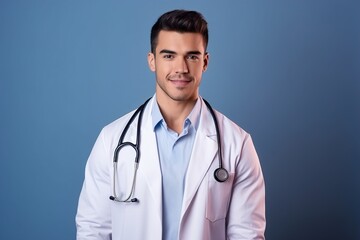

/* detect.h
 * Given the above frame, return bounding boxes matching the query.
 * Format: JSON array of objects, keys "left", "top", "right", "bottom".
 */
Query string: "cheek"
[
  {"left": 154, "top": 65, "right": 168, "bottom": 80},
  {"left": 156, "top": 61, "right": 172, "bottom": 75},
  {"left": 190, "top": 64, "right": 204, "bottom": 77}
]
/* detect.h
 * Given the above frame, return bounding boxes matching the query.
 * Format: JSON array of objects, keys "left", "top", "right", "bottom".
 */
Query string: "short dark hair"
[{"left": 150, "top": 10, "right": 209, "bottom": 53}]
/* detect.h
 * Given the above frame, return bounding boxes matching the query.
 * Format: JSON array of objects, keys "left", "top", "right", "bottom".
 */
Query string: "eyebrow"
[
  {"left": 159, "top": 49, "right": 176, "bottom": 55},
  {"left": 159, "top": 49, "right": 202, "bottom": 55}
]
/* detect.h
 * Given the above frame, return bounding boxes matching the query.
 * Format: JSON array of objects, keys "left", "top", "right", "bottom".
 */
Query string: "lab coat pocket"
[{"left": 206, "top": 173, "right": 234, "bottom": 222}]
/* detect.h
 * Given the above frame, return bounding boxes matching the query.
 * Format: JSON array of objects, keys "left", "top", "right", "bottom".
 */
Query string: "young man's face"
[{"left": 148, "top": 30, "right": 209, "bottom": 104}]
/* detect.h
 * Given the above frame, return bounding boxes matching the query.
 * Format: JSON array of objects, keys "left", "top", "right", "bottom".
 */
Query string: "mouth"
[
  {"left": 168, "top": 75, "right": 192, "bottom": 87},
  {"left": 170, "top": 79, "right": 191, "bottom": 87}
]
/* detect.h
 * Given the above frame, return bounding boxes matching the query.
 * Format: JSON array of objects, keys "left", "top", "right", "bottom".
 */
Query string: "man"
[{"left": 76, "top": 9, "right": 266, "bottom": 240}]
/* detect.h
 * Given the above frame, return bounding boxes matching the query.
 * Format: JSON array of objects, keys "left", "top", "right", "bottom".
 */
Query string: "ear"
[
  {"left": 203, "top": 52, "right": 209, "bottom": 72},
  {"left": 147, "top": 52, "right": 156, "bottom": 72}
]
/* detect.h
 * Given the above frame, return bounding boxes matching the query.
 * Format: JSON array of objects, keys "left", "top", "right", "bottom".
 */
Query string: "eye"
[
  {"left": 163, "top": 54, "right": 174, "bottom": 59},
  {"left": 187, "top": 55, "right": 199, "bottom": 61}
]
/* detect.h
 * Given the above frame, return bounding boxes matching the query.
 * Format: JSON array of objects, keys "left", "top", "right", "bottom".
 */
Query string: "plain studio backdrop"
[{"left": 0, "top": 1, "right": 359, "bottom": 239}]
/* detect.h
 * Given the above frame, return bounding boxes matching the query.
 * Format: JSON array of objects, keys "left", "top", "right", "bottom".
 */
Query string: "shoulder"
[
  {"left": 217, "top": 110, "right": 251, "bottom": 143},
  {"left": 199, "top": 97, "right": 250, "bottom": 140},
  {"left": 94, "top": 109, "right": 137, "bottom": 150},
  {"left": 99, "top": 97, "right": 155, "bottom": 144},
  {"left": 103, "top": 109, "right": 137, "bottom": 133},
  {"left": 203, "top": 100, "right": 250, "bottom": 142}
]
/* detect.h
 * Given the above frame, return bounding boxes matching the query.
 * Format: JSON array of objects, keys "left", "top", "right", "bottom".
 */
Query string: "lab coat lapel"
[
  {"left": 181, "top": 100, "right": 218, "bottom": 216},
  {"left": 138, "top": 98, "right": 163, "bottom": 220}
]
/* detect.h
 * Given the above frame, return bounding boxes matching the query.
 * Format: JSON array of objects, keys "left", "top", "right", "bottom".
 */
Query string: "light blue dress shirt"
[{"left": 152, "top": 98, "right": 201, "bottom": 240}]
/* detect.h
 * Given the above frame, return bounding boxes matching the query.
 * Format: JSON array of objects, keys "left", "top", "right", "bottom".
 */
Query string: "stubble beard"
[{"left": 156, "top": 75, "right": 198, "bottom": 103}]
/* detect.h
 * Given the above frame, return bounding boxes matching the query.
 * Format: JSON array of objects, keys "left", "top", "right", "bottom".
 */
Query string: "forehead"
[{"left": 156, "top": 30, "right": 206, "bottom": 53}]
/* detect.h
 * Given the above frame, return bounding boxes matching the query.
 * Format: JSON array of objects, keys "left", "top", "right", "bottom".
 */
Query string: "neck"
[{"left": 156, "top": 95, "right": 197, "bottom": 134}]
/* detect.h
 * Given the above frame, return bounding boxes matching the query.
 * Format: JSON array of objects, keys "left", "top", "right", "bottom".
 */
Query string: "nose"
[{"left": 175, "top": 57, "right": 189, "bottom": 74}]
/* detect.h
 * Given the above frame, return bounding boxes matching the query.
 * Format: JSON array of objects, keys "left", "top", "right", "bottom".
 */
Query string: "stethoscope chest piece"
[{"left": 214, "top": 167, "right": 229, "bottom": 182}]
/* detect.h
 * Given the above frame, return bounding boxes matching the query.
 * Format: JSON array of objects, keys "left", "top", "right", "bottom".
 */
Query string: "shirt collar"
[{"left": 151, "top": 97, "right": 201, "bottom": 132}]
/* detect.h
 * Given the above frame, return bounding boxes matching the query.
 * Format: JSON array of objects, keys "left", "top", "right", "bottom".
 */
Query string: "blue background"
[{"left": 0, "top": 1, "right": 359, "bottom": 239}]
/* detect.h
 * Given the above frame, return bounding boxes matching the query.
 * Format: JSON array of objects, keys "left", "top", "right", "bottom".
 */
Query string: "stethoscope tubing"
[
  {"left": 202, "top": 99, "right": 229, "bottom": 182},
  {"left": 110, "top": 97, "right": 228, "bottom": 203}
]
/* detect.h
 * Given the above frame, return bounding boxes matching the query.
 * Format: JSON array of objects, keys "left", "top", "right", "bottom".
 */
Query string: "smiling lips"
[{"left": 168, "top": 75, "right": 192, "bottom": 87}]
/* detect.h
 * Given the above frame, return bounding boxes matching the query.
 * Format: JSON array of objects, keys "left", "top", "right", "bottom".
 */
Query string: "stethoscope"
[{"left": 109, "top": 98, "right": 229, "bottom": 203}]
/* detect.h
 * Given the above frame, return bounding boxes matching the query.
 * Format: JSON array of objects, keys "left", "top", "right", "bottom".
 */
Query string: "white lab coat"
[{"left": 76, "top": 96, "right": 266, "bottom": 240}]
